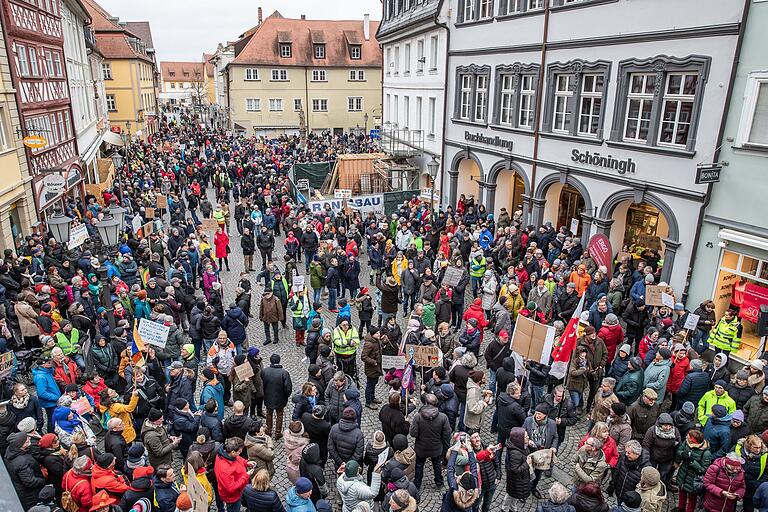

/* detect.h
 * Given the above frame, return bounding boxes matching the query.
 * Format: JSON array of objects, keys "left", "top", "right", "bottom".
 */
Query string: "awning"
[
  {"left": 719, "top": 229, "right": 768, "bottom": 253},
  {"left": 103, "top": 130, "right": 124, "bottom": 146},
  {"left": 80, "top": 131, "right": 105, "bottom": 165}
]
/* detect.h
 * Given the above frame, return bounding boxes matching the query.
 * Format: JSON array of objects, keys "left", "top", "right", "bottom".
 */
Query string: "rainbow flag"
[
  {"left": 131, "top": 324, "right": 146, "bottom": 366},
  {"left": 401, "top": 358, "right": 414, "bottom": 397}
]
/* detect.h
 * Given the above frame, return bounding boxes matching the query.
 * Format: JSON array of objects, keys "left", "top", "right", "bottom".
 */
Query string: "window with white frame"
[
  {"left": 519, "top": 75, "right": 535, "bottom": 128},
  {"left": 455, "top": 67, "right": 491, "bottom": 123},
  {"left": 404, "top": 43, "right": 411, "bottom": 74},
  {"left": 102, "top": 62, "right": 112, "bottom": 80},
  {"left": 416, "top": 96, "right": 423, "bottom": 130},
  {"left": 404, "top": 96, "right": 410, "bottom": 127},
  {"left": 416, "top": 39, "right": 424, "bottom": 73},
  {"left": 499, "top": 74, "right": 515, "bottom": 126},
  {"left": 348, "top": 97, "right": 363, "bottom": 112},
  {"left": 312, "top": 99, "right": 328, "bottom": 112},
  {"left": 270, "top": 69, "right": 288, "bottom": 81},
  {"left": 479, "top": 0, "right": 493, "bottom": 18},
  {"left": 394, "top": 46, "right": 400, "bottom": 74},
  {"left": 552, "top": 75, "right": 573, "bottom": 133},
  {"left": 280, "top": 44, "right": 291, "bottom": 58},
  {"left": 499, "top": 0, "right": 524, "bottom": 14},
  {"left": 245, "top": 68, "right": 259, "bottom": 80},
  {"left": 28, "top": 47, "right": 39, "bottom": 76},
  {"left": 429, "top": 35, "right": 439, "bottom": 71},
  {"left": 314, "top": 44, "right": 325, "bottom": 59},
  {"left": 350, "top": 45, "right": 361, "bottom": 60},
  {"left": 311, "top": 69, "right": 326, "bottom": 82},
  {"left": 528, "top": 0, "right": 544, "bottom": 9},
  {"left": 624, "top": 73, "right": 655, "bottom": 142},
  {"left": 394, "top": 95, "right": 399, "bottom": 123},
  {"left": 246, "top": 98, "right": 260, "bottom": 111},
  {"left": 736, "top": 72, "right": 768, "bottom": 148},
  {"left": 459, "top": 74, "right": 473, "bottom": 120},
  {"left": 428, "top": 97, "right": 436, "bottom": 136},
  {"left": 658, "top": 73, "right": 697, "bottom": 147},
  {"left": 349, "top": 70, "right": 365, "bottom": 81},
  {"left": 106, "top": 94, "right": 117, "bottom": 111},
  {"left": 578, "top": 74, "right": 605, "bottom": 136},
  {"left": 268, "top": 98, "right": 283, "bottom": 111},
  {"left": 43, "top": 49, "right": 54, "bottom": 77},
  {"left": 386, "top": 48, "right": 392, "bottom": 75},
  {"left": 52, "top": 51, "right": 62, "bottom": 77},
  {"left": 610, "top": 55, "right": 709, "bottom": 152},
  {"left": 493, "top": 65, "right": 539, "bottom": 130},
  {"left": 0, "top": 107, "right": 8, "bottom": 150},
  {"left": 474, "top": 75, "right": 488, "bottom": 121},
  {"left": 170, "top": 82, "right": 176, "bottom": 89},
  {"left": 386, "top": 94, "right": 391, "bottom": 120},
  {"left": 294, "top": 99, "right": 302, "bottom": 111},
  {"left": 462, "top": 0, "right": 475, "bottom": 22},
  {"left": 15, "top": 44, "right": 30, "bottom": 77}
]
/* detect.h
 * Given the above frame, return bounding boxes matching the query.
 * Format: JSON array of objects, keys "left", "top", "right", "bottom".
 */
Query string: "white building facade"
[
  {"left": 209, "top": 43, "right": 234, "bottom": 126},
  {"left": 62, "top": 0, "right": 107, "bottom": 183},
  {"left": 443, "top": 0, "right": 747, "bottom": 292},
  {"left": 379, "top": 0, "right": 449, "bottom": 203}
]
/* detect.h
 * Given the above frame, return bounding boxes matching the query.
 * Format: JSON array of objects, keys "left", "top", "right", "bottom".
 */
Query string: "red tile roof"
[
  {"left": 232, "top": 17, "right": 381, "bottom": 68},
  {"left": 161, "top": 62, "right": 205, "bottom": 82},
  {"left": 202, "top": 53, "right": 215, "bottom": 78},
  {"left": 81, "top": 0, "right": 154, "bottom": 62}
]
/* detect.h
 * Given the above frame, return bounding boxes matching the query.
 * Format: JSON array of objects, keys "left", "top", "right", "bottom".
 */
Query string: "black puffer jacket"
[
  {"left": 610, "top": 448, "right": 651, "bottom": 500},
  {"left": 496, "top": 392, "right": 527, "bottom": 440},
  {"left": 242, "top": 485, "right": 284, "bottom": 512},
  {"left": 378, "top": 404, "right": 410, "bottom": 445},
  {"left": 328, "top": 418, "right": 365, "bottom": 467},
  {"left": 409, "top": 404, "right": 451, "bottom": 459},
  {"left": 118, "top": 476, "right": 154, "bottom": 511},
  {"left": 727, "top": 382, "right": 757, "bottom": 410},
  {"left": 496, "top": 357, "right": 517, "bottom": 393},
  {"left": 676, "top": 369, "right": 711, "bottom": 407},
  {"left": 5, "top": 444, "right": 45, "bottom": 509},
  {"left": 300, "top": 443, "right": 328, "bottom": 503},
  {"left": 505, "top": 428, "right": 531, "bottom": 500},
  {"left": 568, "top": 491, "right": 609, "bottom": 512},
  {"left": 261, "top": 363, "right": 292, "bottom": 409}
]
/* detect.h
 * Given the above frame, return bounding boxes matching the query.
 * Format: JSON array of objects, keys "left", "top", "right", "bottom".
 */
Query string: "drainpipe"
[
  {"left": 684, "top": 0, "right": 751, "bottom": 299},
  {"left": 304, "top": 67, "right": 310, "bottom": 133},
  {"left": 435, "top": 2, "right": 450, "bottom": 210},
  {"left": 529, "top": 1, "right": 551, "bottom": 225}
]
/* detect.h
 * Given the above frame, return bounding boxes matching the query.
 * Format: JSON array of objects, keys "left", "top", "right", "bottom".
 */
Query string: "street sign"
[
  {"left": 23, "top": 135, "right": 48, "bottom": 148},
  {"left": 696, "top": 165, "right": 722, "bottom": 184}
]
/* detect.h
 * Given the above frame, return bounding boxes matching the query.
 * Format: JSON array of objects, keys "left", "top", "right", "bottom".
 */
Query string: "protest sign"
[
  {"left": 684, "top": 313, "right": 700, "bottom": 331},
  {"left": 142, "top": 222, "right": 154, "bottom": 236},
  {"left": 234, "top": 362, "right": 254, "bottom": 381},
  {"left": 347, "top": 194, "right": 385, "bottom": 215},
  {"left": 292, "top": 275, "right": 305, "bottom": 292},
  {"left": 404, "top": 344, "right": 441, "bottom": 367},
  {"left": 67, "top": 224, "right": 89, "bottom": 250},
  {"left": 510, "top": 315, "right": 556, "bottom": 364},
  {"left": 382, "top": 354, "right": 407, "bottom": 369},
  {"left": 645, "top": 285, "right": 665, "bottom": 306},
  {"left": 132, "top": 215, "right": 143, "bottom": 235},
  {"left": 570, "top": 218, "right": 579, "bottom": 235},
  {"left": 187, "top": 463, "right": 209, "bottom": 512},
  {"left": 201, "top": 218, "right": 219, "bottom": 232},
  {"left": 145, "top": 207, "right": 155, "bottom": 219},
  {"left": 442, "top": 266, "right": 464, "bottom": 288},
  {"left": 0, "top": 352, "right": 12, "bottom": 378},
  {"left": 71, "top": 397, "right": 92, "bottom": 416},
  {"left": 138, "top": 318, "right": 170, "bottom": 348},
  {"left": 661, "top": 292, "right": 675, "bottom": 309},
  {"left": 156, "top": 195, "right": 168, "bottom": 209}
]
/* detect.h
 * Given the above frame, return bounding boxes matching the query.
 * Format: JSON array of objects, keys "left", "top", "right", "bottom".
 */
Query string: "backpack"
[{"left": 61, "top": 476, "right": 86, "bottom": 512}]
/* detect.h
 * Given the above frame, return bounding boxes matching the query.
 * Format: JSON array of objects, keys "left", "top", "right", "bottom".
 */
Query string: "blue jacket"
[
  {"left": 32, "top": 366, "right": 61, "bottom": 408},
  {"left": 703, "top": 415, "right": 732, "bottom": 458},
  {"left": 588, "top": 299, "right": 613, "bottom": 329},
  {"left": 243, "top": 485, "right": 285, "bottom": 512},
  {"left": 221, "top": 307, "right": 248, "bottom": 343},
  {"left": 153, "top": 478, "right": 181, "bottom": 512},
  {"left": 643, "top": 360, "right": 672, "bottom": 402},
  {"left": 754, "top": 481, "right": 768, "bottom": 512},
  {"left": 335, "top": 304, "right": 351, "bottom": 326},
  {"left": 199, "top": 380, "right": 225, "bottom": 420},
  {"left": 630, "top": 281, "right": 646, "bottom": 303},
  {"left": 608, "top": 354, "right": 631, "bottom": 381},
  {"left": 676, "top": 369, "right": 711, "bottom": 407},
  {"left": 478, "top": 229, "right": 494, "bottom": 251},
  {"left": 285, "top": 487, "right": 316, "bottom": 512}
]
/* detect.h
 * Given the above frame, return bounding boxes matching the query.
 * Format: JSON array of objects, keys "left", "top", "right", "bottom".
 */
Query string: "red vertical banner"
[
  {"left": 587, "top": 234, "right": 613, "bottom": 270},
  {"left": 739, "top": 282, "right": 768, "bottom": 323}
]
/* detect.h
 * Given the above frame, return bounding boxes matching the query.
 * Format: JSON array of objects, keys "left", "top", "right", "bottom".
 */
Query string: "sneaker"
[{"left": 264, "top": 339, "right": 272, "bottom": 345}]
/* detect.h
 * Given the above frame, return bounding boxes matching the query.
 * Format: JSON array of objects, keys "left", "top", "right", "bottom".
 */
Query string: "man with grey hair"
[
  {"left": 609, "top": 439, "right": 651, "bottom": 501},
  {"left": 573, "top": 436, "right": 608, "bottom": 487},
  {"left": 548, "top": 482, "right": 571, "bottom": 505}
]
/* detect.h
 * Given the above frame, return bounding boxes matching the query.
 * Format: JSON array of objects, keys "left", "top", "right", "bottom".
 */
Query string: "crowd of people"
[{"left": 2, "top": 111, "right": 767, "bottom": 512}]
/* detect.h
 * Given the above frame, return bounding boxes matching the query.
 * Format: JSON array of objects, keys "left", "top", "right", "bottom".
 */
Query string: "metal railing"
[{"left": 381, "top": 123, "right": 424, "bottom": 157}]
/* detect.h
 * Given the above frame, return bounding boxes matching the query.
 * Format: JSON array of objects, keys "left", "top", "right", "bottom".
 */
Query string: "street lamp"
[
  {"left": 105, "top": 200, "right": 126, "bottom": 230},
  {"left": 46, "top": 210, "right": 73, "bottom": 244},
  {"left": 95, "top": 212, "right": 122, "bottom": 249},
  {"left": 364, "top": 113, "right": 369, "bottom": 134},
  {"left": 111, "top": 152, "right": 123, "bottom": 171},
  {"left": 427, "top": 156, "right": 440, "bottom": 220}
]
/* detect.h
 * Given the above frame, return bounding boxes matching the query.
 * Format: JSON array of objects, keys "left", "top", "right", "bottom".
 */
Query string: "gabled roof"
[
  {"left": 80, "top": 0, "right": 121, "bottom": 32},
  {"left": 160, "top": 62, "right": 205, "bottom": 82},
  {"left": 80, "top": 0, "right": 154, "bottom": 62},
  {"left": 202, "top": 53, "right": 215, "bottom": 78},
  {"left": 124, "top": 22, "right": 155, "bottom": 50},
  {"left": 232, "top": 16, "right": 381, "bottom": 68}
]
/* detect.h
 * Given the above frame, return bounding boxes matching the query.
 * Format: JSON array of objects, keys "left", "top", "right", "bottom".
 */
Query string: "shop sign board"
[
  {"left": 739, "top": 283, "right": 768, "bottom": 323},
  {"left": 696, "top": 165, "right": 721, "bottom": 184},
  {"left": 587, "top": 234, "right": 613, "bottom": 270},
  {"left": 67, "top": 224, "right": 89, "bottom": 250},
  {"left": 23, "top": 135, "right": 47, "bottom": 148}
]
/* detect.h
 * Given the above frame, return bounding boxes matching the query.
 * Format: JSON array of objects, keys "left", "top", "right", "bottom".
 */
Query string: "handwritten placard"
[
  {"left": 234, "top": 362, "right": 254, "bottom": 381},
  {"left": 382, "top": 354, "right": 407, "bottom": 369},
  {"left": 138, "top": 318, "right": 170, "bottom": 348},
  {"left": 442, "top": 266, "right": 464, "bottom": 288},
  {"left": 145, "top": 207, "right": 155, "bottom": 219},
  {"left": 684, "top": 313, "right": 700, "bottom": 331},
  {"left": 645, "top": 285, "right": 665, "bottom": 306},
  {"left": 156, "top": 195, "right": 168, "bottom": 209},
  {"left": 404, "top": 344, "right": 441, "bottom": 367}
]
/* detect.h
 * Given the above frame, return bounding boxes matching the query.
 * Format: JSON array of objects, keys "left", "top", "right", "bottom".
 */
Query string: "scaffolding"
[
  {"left": 320, "top": 153, "right": 419, "bottom": 196},
  {"left": 381, "top": 122, "right": 424, "bottom": 158}
]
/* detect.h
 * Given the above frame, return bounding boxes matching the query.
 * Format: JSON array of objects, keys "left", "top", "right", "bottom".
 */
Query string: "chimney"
[
  {"left": 258, "top": 7, "right": 263, "bottom": 25},
  {"left": 301, "top": 14, "right": 306, "bottom": 20},
  {"left": 363, "top": 13, "right": 370, "bottom": 41}
]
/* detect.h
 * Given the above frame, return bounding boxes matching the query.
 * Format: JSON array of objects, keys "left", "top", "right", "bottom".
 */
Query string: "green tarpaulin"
[{"left": 292, "top": 162, "right": 332, "bottom": 190}]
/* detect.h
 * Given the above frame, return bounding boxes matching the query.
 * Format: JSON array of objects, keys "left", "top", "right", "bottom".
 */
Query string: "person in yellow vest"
[
  {"left": 55, "top": 320, "right": 86, "bottom": 371},
  {"left": 332, "top": 319, "right": 360, "bottom": 385},
  {"left": 734, "top": 433, "right": 767, "bottom": 509},
  {"left": 710, "top": 309, "right": 743, "bottom": 354},
  {"left": 697, "top": 380, "right": 736, "bottom": 426}
]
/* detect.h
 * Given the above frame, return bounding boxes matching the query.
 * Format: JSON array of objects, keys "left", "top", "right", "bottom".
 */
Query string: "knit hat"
[
  {"left": 38, "top": 433, "right": 57, "bottom": 449},
  {"left": 17, "top": 417, "right": 37, "bottom": 433},
  {"left": 8, "top": 432, "right": 27, "bottom": 450},
  {"left": 65, "top": 383, "right": 79, "bottom": 393},
  {"left": 682, "top": 401, "right": 696, "bottom": 415},
  {"left": 611, "top": 402, "right": 626, "bottom": 415},
  {"left": 342, "top": 407, "right": 357, "bottom": 421},
  {"left": 148, "top": 408, "right": 163, "bottom": 422},
  {"left": 630, "top": 356, "right": 643, "bottom": 369},
  {"left": 468, "top": 318, "right": 478, "bottom": 327},
  {"left": 622, "top": 491, "right": 642, "bottom": 509},
  {"left": 169, "top": 361, "right": 183, "bottom": 370},
  {"left": 295, "top": 477, "right": 313, "bottom": 494},
  {"left": 605, "top": 313, "right": 618, "bottom": 325},
  {"left": 390, "top": 467, "right": 405, "bottom": 481},
  {"left": 690, "top": 359, "right": 703, "bottom": 371},
  {"left": 38, "top": 484, "right": 56, "bottom": 501},
  {"left": 131, "top": 498, "right": 152, "bottom": 512},
  {"left": 128, "top": 443, "right": 145, "bottom": 462},
  {"left": 658, "top": 413, "right": 673, "bottom": 425},
  {"left": 535, "top": 403, "right": 551, "bottom": 415},
  {"left": 133, "top": 466, "right": 154, "bottom": 480},
  {"left": 312, "top": 405, "right": 327, "bottom": 417},
  {"left": 751, "top": 360, "right": 765, "bottom": 371},
  {"left": 711, "top": 404, "right": 728, "bottom": 419},
  {"left": 641, "top": 466, "right": 661, "bottom": 486},
  {"left": 618, "top": 344, "right": 631, "bottom": 356},
  {"left": 182, "top": 344, "right": 195, "bottom": 356},
  {"left": 736, "top": 369, "right": 749, "bottom": 381},
  {"left": 724, "top": 452, "right": 745, "bottom": 468},
  {"left": 248, "top": 347, "right": 260, "bottom": 357},
  {"left": 732, "top": 410, "right": 745, "bottom": 422},
  {"left": 372, "top": 431, "right": 387, "bottom": 450},
  {"left": 176, "top": 491, "right": 192, "bottom": 511},
  {"left": 344, "top": 460, "right": 360, "bottom": 478},
  {"left": 658, "top": 348, "right": 672, "bottom": 360},
  {"left": 393, "top": 434, "right": 408, "bottom": 451},
  {"left": 642, "top": 388, "right": 658, "bottom": 400},
  {"left": 714, "top": 379, "right": 728, "bottom": 389},
  {"left": 315, "top": 500, "right": 333, "bottom": 512}
]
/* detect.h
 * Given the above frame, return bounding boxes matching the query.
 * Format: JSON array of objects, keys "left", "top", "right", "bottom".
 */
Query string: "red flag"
[{"left": 549, "top": 294, "right": 585, "bottom": 380}]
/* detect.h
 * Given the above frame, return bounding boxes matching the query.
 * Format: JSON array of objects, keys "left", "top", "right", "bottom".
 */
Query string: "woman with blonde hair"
[
  {"left": 391, "top": 251, "right": 408, "bottom": 286},
  {"left": 242, "top": 469, "right": 283, "bottom": 511},
  {"left": 577, "top": 421, "right": 619, "bottom": 467}
]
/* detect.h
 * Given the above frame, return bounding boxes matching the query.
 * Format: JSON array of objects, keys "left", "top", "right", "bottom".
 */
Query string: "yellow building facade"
[{"left": 104, "top": 59, "right": 156, "bottom": 138}]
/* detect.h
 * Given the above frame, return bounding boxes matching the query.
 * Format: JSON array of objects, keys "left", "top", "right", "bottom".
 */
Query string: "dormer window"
[
  {"left": 350, "top": 45, "right": 361, "bottom": 60},
  {"left": 280, "top": 43, "right": 291, "bottom": 58},
  {"left": 314, "top": 44, "right": 326, "bottom": 59}
]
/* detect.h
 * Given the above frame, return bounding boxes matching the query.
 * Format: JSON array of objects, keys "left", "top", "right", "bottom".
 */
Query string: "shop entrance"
[
  {"left": 494, "top": 169, "right": 526, "bottom": 219},
  {"left": 607, "top": 201, "right": 670, "bottom": 271},
  {"left": 557, "top": 184, "right": 585, "bottom": 235},
  {"left": 455, "top": 158, "right": 481, "bottom": 208}
]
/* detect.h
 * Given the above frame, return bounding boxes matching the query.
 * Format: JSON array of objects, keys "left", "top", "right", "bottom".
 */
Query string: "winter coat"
[
  {"left": 200, "top": 412, "right": 224, "bottom": 443},
  {"left": 261, "top": 363, "right": 293, "bottom": 409},
  {"left": 728, "top": 382, "right": 757, "bottom": 411},
  {"left": 505, "top": 432, "right": 531, "bottom": 500},
  {"left": 284, "top": 428, "right": 309, "bottom": 483},
  {"left": 63, "top": 469, "right": 94, "bottom": 512},
  {"left": 259, "top": 294, "right": 284, "bottom": 324},
  {"left": 379, "top": 404, "right": 410, "bottom": 445},
  {"left": 214, "top": 445, "right": 251, "bottom": 504},
  {"left": 677, "top": 369, "right": 711, "bottom": 408},
  {"left": 221, "top": 306, "right": 248, "bottom": 343},
  {"left": 141, "top": 419, "right": 174, "bottom": 468},
  {"left": 745, "top": 394, "right": 768, "bottom": 434},
  {"left": 360, "top": 336, "right": 383, "bottom": 378},
  {"left": 337, "top": 472, "right": 381, "bottom": 512},
  {"left": 463, "top": 379, "right": 488, "bottom": 430},
  {"left": 643, "top": 360, "right": 672, "bottom": 402},
  {"left": 242, "top": 485, "right": 285, "bottom": 512},
  {"left": 523, "top": 415, "right": 559, "bottom": 450},
  {"left": 642, "top": 424, "right": 680, "bottom": 464},
  {"left": 484, "top": 338, "right": 511, "bottom": 372},
  {"left": 409, "top": 404, "right": 451, "bottom": 459},
  {"left": 537, "top": 502, "right": 576, "bottom": 512},
  {"left": 91, "top": 463, "right": 129, "bottom": 497},
  {"left": 569, "top": 491, "right": 609, "bottom": 512},
  {"left": 300, "top": 443, "right": 328, "bottom": 503},
  {"left": 628, "top": 399, "right": 661, "bottom": 440},
  {"left": 328, "top": 418, "right": 365, "bottom": 467},
  {"left": 702, "top": 458, "right": 745, "bottom": 512},
  {"left": 170, "top": 407, "right": 200, "bottom": 455},
  {"left": 244, "top": 433, "right": 275, "bottom": 476},
  {"left": 103, "top": 432, "right": 128, "bottom": 473},
  {"left": 592, "top": 391, "right": 619, "bottom": 423},
  {"left": 496, "top": 392, "right": 527, "bottom": 440},
  {"left": 610, "top": 450, "right": 651, "bottom": 500},
  {"left": 608, "top": 353, "right": 631, "bottom": 382},
  {"left": 199, "top": 379, "right": 225, "bottom": 420},
  {"left": 438, "top": 384, "right": 460, "bottom": 431},
  {"left": 491, "top": 302, "right": 512, "bottom": 336},
  {"left": 5, "top": 444, "right": 45, "bottom": 509},
  {"left": 675, "top": 440, "right": 713, "bottom": 493},
  {"left": 325, "top": 376, "right": 356, "bottom": 423},
  {"left": 598, "top": 324, "right": 624, "bottom": 362},
  {"left": 703, "top": 417, "right": 732, "bottom": 458},
  {"left": 32, "top": 366, "right": 61, "bottom": 408},
  {"left": 608, "top": 414, "right": 633, "bottom": 455},
  {"left": 572, "top": 445, "right": 609, "bottom": 486},
  {"left": 698, "top": 390, "right": 736, "bottom": 426},
  {"left": 616, "top": 368, "right": 644, "bottom": 406}
]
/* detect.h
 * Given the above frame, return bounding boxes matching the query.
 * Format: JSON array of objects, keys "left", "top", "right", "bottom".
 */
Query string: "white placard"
[
  {"left": 187, "top": 463, "right": 209, "bottom": 511},
  {"left": 382, "top": 354, "right": 407, "bottom": 369},
  {"left": 292, "top": 275, "right": 305, "bottom": 292},
  {"left": 334, "top": 189, "right": 352, "bottom": 199},
  {"left": 684, "top": 313, "right": 700, "bottom": 331},
  {"left": 138, "top": 318, "right": 170, "bottom": 348},
  {"left": 661, "top": 292, "right": 675, "bottom": 309},
  {"left": 67, "top": 224, "right": 89, "bottom": 250},
  {"left": 132, "top": 215, "right": 143, "bottom": 235}
]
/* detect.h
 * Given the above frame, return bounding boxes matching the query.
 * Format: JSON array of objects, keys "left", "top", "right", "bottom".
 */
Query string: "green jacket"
[
  {"left": 422, "top": 302, "right": 436, "bottom": 329},
  {"left": 697, "top": 389, "right": 736, "bottom": 426},
  {"left": 675, "top": 441, "right": 713, "bottom": 493},
  {"left": 309, "top": 261, "right": 326, "bottom": 289}
]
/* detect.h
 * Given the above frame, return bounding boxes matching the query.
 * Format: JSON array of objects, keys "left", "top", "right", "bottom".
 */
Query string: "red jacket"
[
  {"left": 90, "top": 464, "right": 129, "bottom": 497},
  {"left": 82, "top": 380, "right": 107, "bottom": 410},
  {"left": 63, "top": 469, "right": 93, "bottom": 512},
  {"left": 53, "top": 357, "right": 80, "bottom": 390},
  {"left": 462, "top": 298, "right": 488, "bottom": 343},
  {"left": 598, "top": 324, "right": 625, "bottom": 362},
  {"left": 214, "top": 449, "right": 250, "bottom": 504},
  {"left": 703, "top": 458, "right": 745, "bottom": 512},
  {"left": 578, "top": 433, "right": 619, "bottom": 467},
  {"left": 638, "top": 335, "right": 654, "bottom": 364},
  {"left": 666, "top": 355, "right": 690, "bottom": 394},
  {"left": 214, "top": 231, "right": 230, "bottom": 259}
]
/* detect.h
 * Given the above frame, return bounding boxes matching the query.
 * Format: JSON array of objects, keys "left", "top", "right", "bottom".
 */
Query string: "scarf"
[
  {"left": 531, "top": 420, "right": 548, "bottom": 448},
  {"left": 11, "top": 394, "right": 29, "bottom": 410},
  {"left": 654, "top": 425, "right": 676, "bottom": 439}
]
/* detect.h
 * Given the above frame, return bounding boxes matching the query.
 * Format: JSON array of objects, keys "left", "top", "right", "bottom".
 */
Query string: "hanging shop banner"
[
  {"left": 739, "top": 283, "right": 768, "bottom": 323},
  {"left": 67, "top": 224, "right": 89, "bottom": 250},
  {"left": 587, "top": 234, "right": 613, "bottom": 271}
]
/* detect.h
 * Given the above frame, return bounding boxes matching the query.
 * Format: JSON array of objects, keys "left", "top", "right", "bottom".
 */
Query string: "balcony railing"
[{"left": 381, "top": 123, "right": 424, "bottom": 158}]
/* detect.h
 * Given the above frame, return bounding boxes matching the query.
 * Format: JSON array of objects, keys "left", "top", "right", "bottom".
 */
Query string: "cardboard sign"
[
  {"left": 145, "top": 207, "right": 155, "bottom": 219},
  {"left": 201, "top": 218, "right": 219, "bottom": 232},
  {"left": 442, "top": 266, "right": 464, "bottom": 288},
  {"left": 138, "top": 318, "right": 170, "bottom": 348},
  {"left": 684, "top": 313, "right": 700, "bottom": 331},
  {"left": 234, "top": 362, "right": 254, "bottom": 381},
  {"left": 187, "top": 463, "right": 209, "bottom": 512},
  {"left": 510, "top": 315, "right": 556, "bottom": 364},
  {"left": 71, "top": 396, "right": 92, "bottom": 416},
  {"left": 404, "top": 344, "right": 441, "bottom": 367},
  {"left": 587, "top": 234, "right": 613, "bottom": 271},
  {"left": 0, "top": 352, "right": 12, "bottom": 378},
  {"left": 67, "top": 224, "right": 89, "bottom": 250},
  {"left": 382, "top": 354, "right": 407, "bottom": 369},
  {"left": 143, "top": 222, "right": 154, "bottom": 236},
  {"left": 334, "top": 189, "right": 352, "bottom": 199},
  {"left": 661, "top": 292, "right": 675, "bottom": 309},
  {"left": 156, "top": 195, "right": 168, "bottom": 209},
  {"left": 132, "top": 215, "right": 143, "bottom": 235},
  {"left": 645, "top": 285, "right": 665, "bottom": 306}
]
